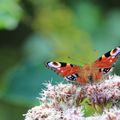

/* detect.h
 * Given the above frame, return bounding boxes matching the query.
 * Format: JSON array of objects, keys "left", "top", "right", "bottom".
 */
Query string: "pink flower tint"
[
  {"left": 24, "top": 75, "right": 120, "bottom": 120},
  {"left": 84, "top": 75, "right": 120, "bottom": 106}
]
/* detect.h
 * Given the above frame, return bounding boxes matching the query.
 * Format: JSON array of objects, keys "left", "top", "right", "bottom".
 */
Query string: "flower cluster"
[
  {"left": 24, "top": 83, "right": 84, "bottom": 120},
  {"left": 24, "top": 75, "right": 120, "bottom": 120},
  {"left": 85, "top": 75, "right": 120, "bottom": 109}
]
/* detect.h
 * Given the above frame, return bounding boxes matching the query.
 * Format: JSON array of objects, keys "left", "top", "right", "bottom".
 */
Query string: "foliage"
[
  {"left": 34, "top": 1, "right": 98, "bottom": 65},
  {"left": 0, "top": 0, "right": 23, "bottom": 29}
]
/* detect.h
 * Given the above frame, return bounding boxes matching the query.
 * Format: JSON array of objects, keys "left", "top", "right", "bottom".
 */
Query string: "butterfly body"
[
  {"left": 46, "top": 46, "right": 120, "bottom": 85},
  {"left": 77, "top": 64, "right": 102, "bottom": 84}
]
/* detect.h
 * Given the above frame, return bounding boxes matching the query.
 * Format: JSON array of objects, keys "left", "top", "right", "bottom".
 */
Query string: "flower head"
[{"left": 24, "top": 75, "right": 120, "bottom": 120}]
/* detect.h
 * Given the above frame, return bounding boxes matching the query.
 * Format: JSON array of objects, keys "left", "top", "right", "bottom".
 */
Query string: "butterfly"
[{"left": 46, "top": 46, "right": 120, "bottom": 85}]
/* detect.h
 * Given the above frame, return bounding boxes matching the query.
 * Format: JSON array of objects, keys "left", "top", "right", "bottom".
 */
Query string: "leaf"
[{"left": 80, "top": 97, "right": 96, "bottom": 117}]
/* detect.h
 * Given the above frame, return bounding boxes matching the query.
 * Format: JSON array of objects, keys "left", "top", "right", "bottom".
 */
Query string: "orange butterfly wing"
[
  {"left": 93, "top": 46, "right": 120, "bottom": 76},
  {"left": 95, "top": 47, "right": 120, "bottom": 68},
  {"left": 46, "top": 62, "right": 82, "bottom": 82}
]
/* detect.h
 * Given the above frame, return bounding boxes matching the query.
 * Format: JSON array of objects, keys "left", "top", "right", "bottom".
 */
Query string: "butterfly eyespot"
[
  {"left": 65, "top": 74, "right": 78, "bottom": 81},
  {"left": 110, "top": 48, "right": 117, "bottom": 55},
  {"left": 52, "top": 62, "right": 59, "bottom": 66},
  {"left": 47, "top": 62, "right": 61, "bottom": 68},
  {"left": 110, "top": 47, "right": 120, "bottom": 57},
  {"left": 101, "top": 67, "right": 112, "bottom": 74},
  {"left": 112, "top": 48, "right": 117, "bottom": 53}
]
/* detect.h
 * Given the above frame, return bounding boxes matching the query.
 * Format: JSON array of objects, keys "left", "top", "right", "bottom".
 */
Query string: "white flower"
[
  {"left": 63, "top": 107, "right": 84, "bottom": 120},
  {"left": 24, "top": 75, "right": 120, "bottom": 120}
]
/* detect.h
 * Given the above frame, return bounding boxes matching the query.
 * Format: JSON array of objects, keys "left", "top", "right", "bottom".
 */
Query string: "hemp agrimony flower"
[{"left": 24, "top": 75, "right": 120, "bottom": 120}]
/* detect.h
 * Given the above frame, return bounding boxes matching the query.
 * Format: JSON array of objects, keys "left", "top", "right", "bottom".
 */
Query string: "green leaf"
[{"left": 80, "top": 97, "right": 96, "bottom": 117}]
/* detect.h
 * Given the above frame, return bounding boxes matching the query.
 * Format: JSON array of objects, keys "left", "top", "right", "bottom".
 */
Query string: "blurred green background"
[{"left": 0, "top": 0, "right": 120, "bottom": 119}]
